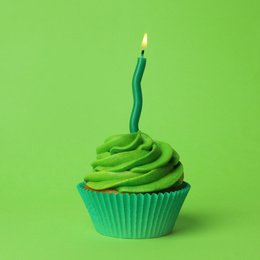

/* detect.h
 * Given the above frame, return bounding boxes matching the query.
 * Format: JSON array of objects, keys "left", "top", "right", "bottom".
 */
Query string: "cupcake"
[
  {"left": 77, "top": 131, "right": 190, "bottom": 238},
  {"left": 77, "top": 34, "right": 190, "bottom": 238}
]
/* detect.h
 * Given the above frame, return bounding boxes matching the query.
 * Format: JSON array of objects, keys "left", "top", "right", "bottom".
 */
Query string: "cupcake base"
[
  {"left": 84, "top": 183, "right": 183, "bottom": 195},
  {"left": 77, "top": 181, "right": 191, "bottom": 239}
]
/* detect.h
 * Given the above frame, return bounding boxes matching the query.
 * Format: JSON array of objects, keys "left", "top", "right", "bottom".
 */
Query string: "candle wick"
[{"left": 141, "top": 50, "right": 144, "bottom": 57}]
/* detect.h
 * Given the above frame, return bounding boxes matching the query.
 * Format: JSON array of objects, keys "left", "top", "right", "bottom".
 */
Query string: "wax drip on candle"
[{"left": 129, "top": 34, "right": 147, "bottom": 133}]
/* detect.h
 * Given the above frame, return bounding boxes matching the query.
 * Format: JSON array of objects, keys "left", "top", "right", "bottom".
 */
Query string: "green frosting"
[{"left": 84, "top": 131, "right": 184, "bottom": 193}]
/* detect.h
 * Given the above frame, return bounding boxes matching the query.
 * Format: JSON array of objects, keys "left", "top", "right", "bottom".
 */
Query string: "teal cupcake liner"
[{"left": 77, "top": 181, "right": 191, "bottom": 239}]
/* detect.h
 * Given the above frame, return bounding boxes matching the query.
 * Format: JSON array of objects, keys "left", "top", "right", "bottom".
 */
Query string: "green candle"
[{"left": 129, "top": 34, "right": 147, "bottom": 133}]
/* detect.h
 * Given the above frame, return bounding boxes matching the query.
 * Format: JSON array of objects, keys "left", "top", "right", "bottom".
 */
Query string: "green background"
[{"left": 1, "top": 0, "right": 259, "bottom": 259}]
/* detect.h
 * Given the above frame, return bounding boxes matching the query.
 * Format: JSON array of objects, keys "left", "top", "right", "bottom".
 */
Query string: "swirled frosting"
[{"left": 84, "top": 131, "right": 184, "bottom": 193}]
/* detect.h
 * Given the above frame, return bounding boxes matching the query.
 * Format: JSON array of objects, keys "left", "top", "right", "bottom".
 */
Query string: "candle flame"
[{"left": 141, "top": 33, "right": 148, "bottom": 48}]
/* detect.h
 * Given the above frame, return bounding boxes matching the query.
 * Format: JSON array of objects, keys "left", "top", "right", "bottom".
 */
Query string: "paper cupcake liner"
[{"left": 77, "top": 181, "right": 191, "bottom": 239}]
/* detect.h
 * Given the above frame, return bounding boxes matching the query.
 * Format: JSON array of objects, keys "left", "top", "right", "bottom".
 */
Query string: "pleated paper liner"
[{"left": 77, "top": 181, "right": 191, "bottom": 239}]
